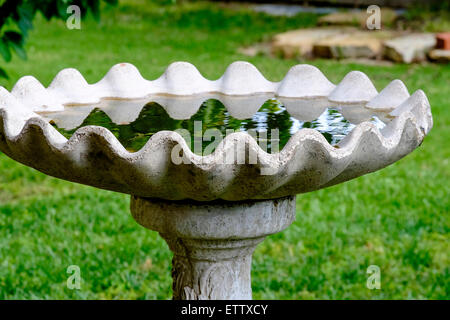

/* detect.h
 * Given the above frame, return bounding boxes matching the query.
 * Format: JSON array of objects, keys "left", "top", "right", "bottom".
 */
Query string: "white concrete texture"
[
  {"left": 0, "top": 62, "right": 433, "bottom": 201},
  {"left": 272, "top": 27, "right": 398, "bottom": 60},
  {"left": 131, "top": 196, "right": 296, "bottom": 300},
  {"left": 366, "top": 79, "right": 410, "bottom": 111},
  {"left": 428, "top": 49, "right": 450, "bottom": 63}
]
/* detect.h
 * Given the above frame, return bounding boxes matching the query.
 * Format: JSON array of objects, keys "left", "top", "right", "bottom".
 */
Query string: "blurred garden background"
[{"left": 0, "top": 0, "right": 448, "bottom": 299}]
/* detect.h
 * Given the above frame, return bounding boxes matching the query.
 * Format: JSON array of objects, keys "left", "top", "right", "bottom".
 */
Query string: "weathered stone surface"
[
  {"left": 0, "top": 62, "right": 433, "bottom": 201},
  {"left": 428, "top": 49, "right": 450, "bottom": 63},
  {"left": 131, "top": 196, "right": 296, "bottom": 300},
  {"left": 383, "top": 33, "right": 436, "bottom": 63},
  {"left": 367, "top": 79, "right": 410, "bottom": 111},
  {"left": 273, "top": 27, "right": 397, "bottom": 59},
  {"left": 328, "top": 71, "right": 378, "bottom": 104},
  {"left": 272, "top": 27, "right": 344, "bottom": 58},
  {"left": 318, "top": 8, "right": 398, "bottom": 28},
  {"left": 313, "top": 31, "right": 395, "bottom": 59},
  {"left": 277, "top": 64, "right": 335, "bottom": 98}
]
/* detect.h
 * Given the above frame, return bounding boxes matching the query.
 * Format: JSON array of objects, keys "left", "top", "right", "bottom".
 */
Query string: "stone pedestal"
[{"left": 130, "top": 196, "right": 296, "bottom": 300}]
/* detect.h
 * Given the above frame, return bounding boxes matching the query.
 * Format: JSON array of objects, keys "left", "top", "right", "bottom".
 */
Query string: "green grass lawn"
[{"left": 0, "top": 0, "right": 449, "bottom": 299}]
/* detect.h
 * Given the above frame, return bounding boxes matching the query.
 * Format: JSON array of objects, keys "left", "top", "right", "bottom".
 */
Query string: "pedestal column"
[{"left": 130, "top": 195, "right": 296, "bottom": 300}]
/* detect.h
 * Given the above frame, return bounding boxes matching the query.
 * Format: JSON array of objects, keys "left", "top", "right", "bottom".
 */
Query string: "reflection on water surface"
[{"left": 38, "top": 94, "right": 390, "bottom": 153}]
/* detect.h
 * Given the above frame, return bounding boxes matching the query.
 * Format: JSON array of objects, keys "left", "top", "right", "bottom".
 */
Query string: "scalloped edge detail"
[{"left": 0, "top": 62, "right": 433, "bottom": 200}]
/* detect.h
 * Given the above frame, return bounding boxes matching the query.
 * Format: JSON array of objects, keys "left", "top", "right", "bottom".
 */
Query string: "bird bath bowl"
[{"left": 0, "top": 62, "right": 432, "bottom": 300}]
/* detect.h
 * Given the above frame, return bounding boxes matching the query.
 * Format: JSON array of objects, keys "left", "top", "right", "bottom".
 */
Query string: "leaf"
[
  {"left": 0, "top": 67, "right": 9, "bottom": 79},
  {"left": 17, "top": 5, "right": 34, "bottom": 37},
  {"left": 56, "top": 0, "right": 70, "bottom": 19},
  {"left": 0, "top": 40, "right": 12, "bottom": 62},
  {"left": 18, "top": 16, "right": 33, "bottom": 37},
  {"left": 89, "top": 0, "right": 101, "bottom": 21},
  {"left": 10, "top": 42, "right": 27, "bottom": 60},
  {"left": 4, "top": 31, "right": 23, "bottom": 45}
]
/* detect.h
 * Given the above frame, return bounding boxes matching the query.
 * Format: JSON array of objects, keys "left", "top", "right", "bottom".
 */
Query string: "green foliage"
[
  {"left": 0, "top": 0, "right": 118, "bottom": 79},
  {"left": 401, "top": 8, "right": 450, "bottom": 33}
]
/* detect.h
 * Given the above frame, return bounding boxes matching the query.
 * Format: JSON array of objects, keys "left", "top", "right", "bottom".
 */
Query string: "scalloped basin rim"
[
  {"left": 1, "top": 61, "right": 411, "bottom": 109},
  {"left": 0, "top": 62, "right": 433, "bottom": 201}
]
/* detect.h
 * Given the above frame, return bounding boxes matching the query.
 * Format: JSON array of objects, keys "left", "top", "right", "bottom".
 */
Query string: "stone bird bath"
[{"left": 0, "top": 62, "right": 432, "bottom": 299}]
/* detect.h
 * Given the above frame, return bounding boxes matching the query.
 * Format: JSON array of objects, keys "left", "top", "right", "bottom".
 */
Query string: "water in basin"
[{"left": 38, "top": 94, "right": 391, "bottom": 154}]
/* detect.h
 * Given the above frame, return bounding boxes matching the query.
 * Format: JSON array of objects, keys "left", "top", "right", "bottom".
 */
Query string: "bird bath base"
[{"left": 130, "top": 195, "right": 296, "bottom": 300}]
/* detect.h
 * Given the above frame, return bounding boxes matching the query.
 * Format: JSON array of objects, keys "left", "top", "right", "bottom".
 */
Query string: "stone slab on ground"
[
  {"left": 272, "top": 27, "right": 345, "bottom": 58},
  {"left": 313, "top": 30, "right": 395, "bottom": 59},
  {"left": 428, "top": 49, "right": 450, "bottom": 63},
  {"left": 273, "top": 27, "right": 397, "bottom": 59},
  {"left": 272, "top": 27, "right": 441, "bottom": 63},
  {"left": 318, "top": 8, "right": 398, "bottom": 28},
  {"left": 383, "top": 33, "right": 437, "bottom": 63}
]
